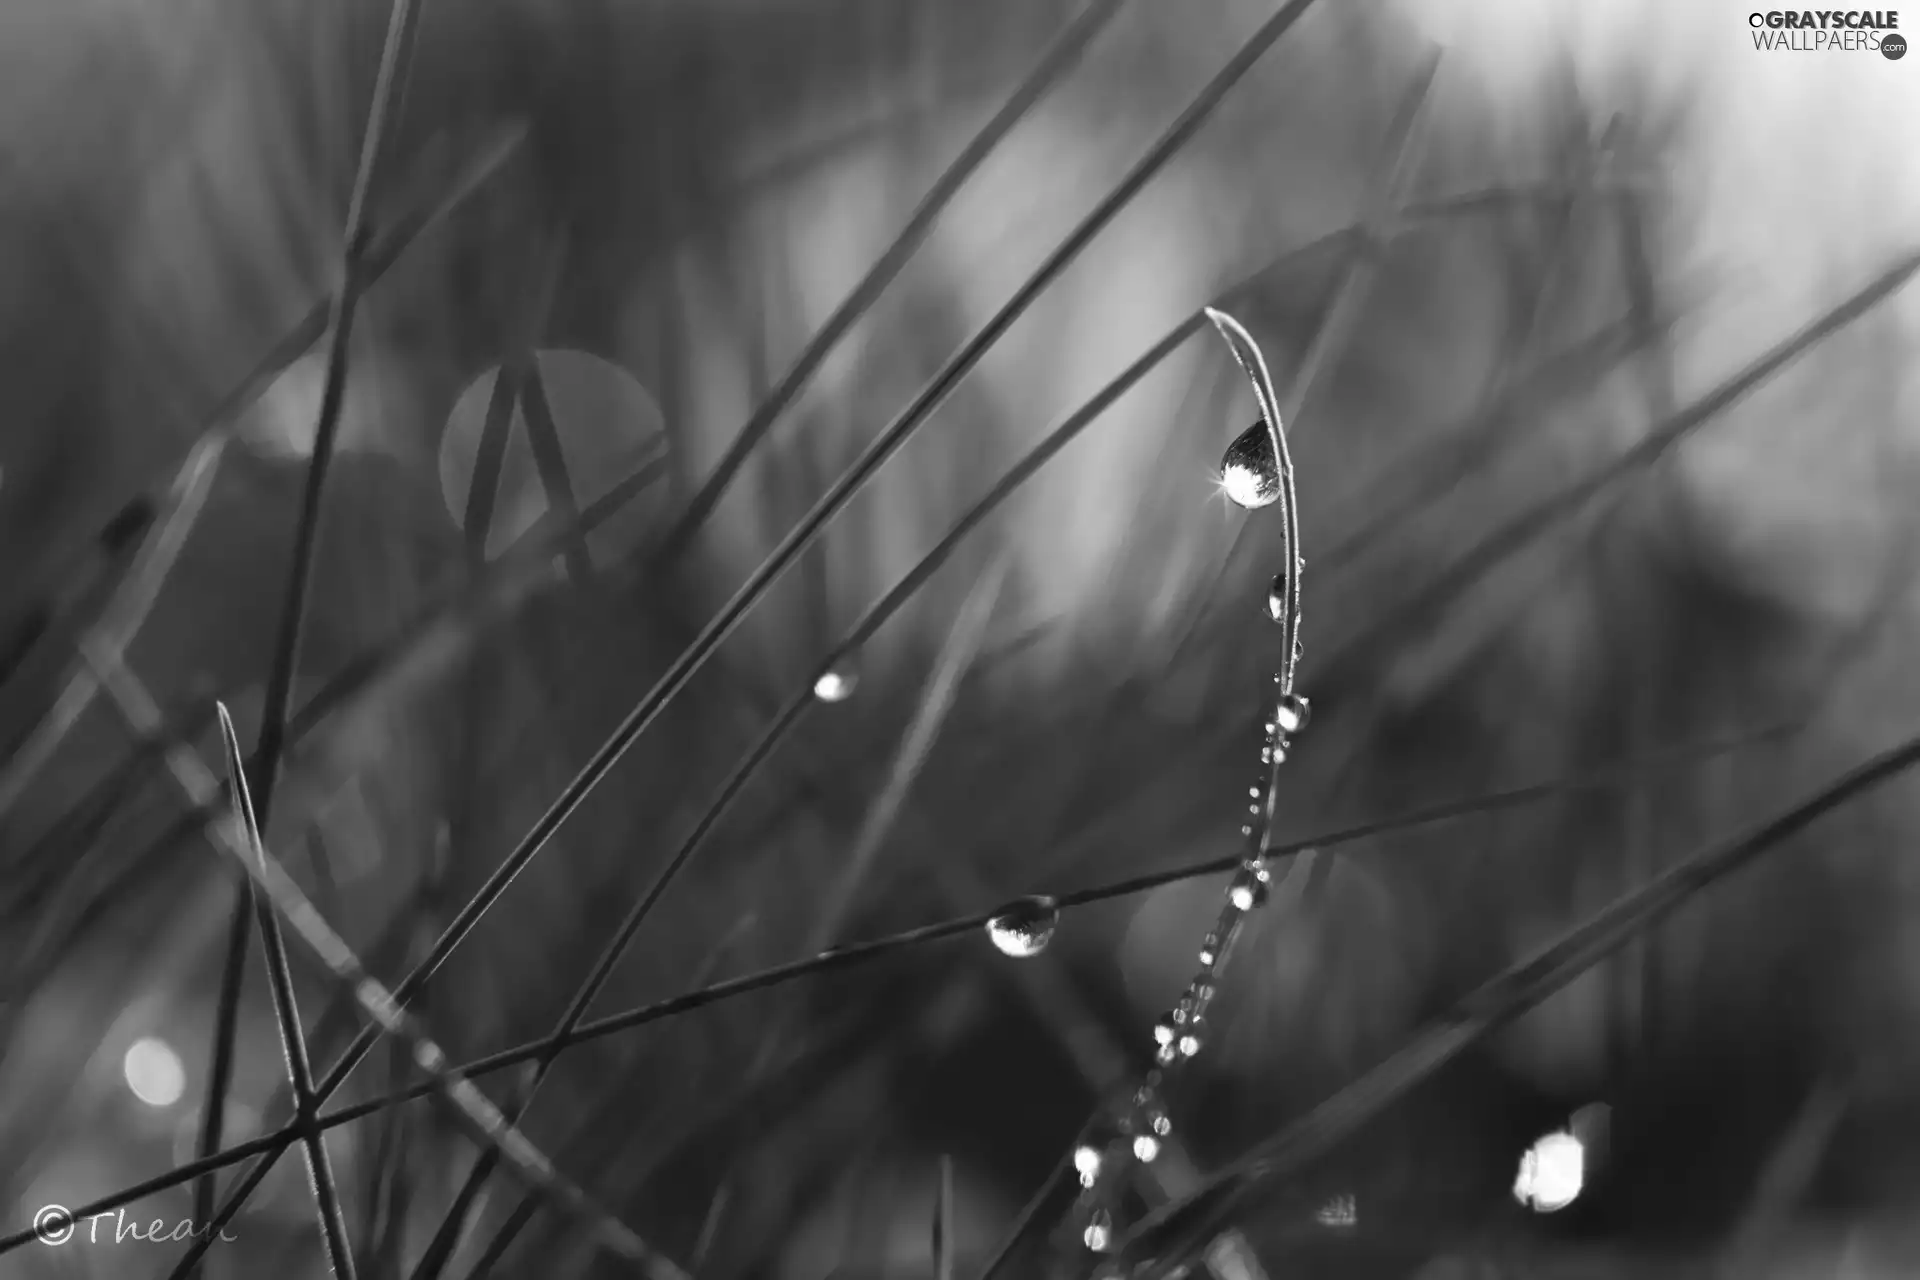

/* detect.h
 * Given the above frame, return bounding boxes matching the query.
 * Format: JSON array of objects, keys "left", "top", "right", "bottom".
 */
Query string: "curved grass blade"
[
  {"left": 1161, "top": 55, "right": 1440, "bottom": 673},
  {"left": 403, "top": 238, "right": 1339, "bottom": 1272},
  {"left": 1108, "top": 729, "right": 1920, "bottom": 1277},
  {"left": 301, "top": 0, "right": 1330, "bottom": 1164}
]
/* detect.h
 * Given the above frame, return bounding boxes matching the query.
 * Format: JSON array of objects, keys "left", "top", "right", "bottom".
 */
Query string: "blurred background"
[{"left": 2, "top": 0, "right": 1920, "bottom": 1276}]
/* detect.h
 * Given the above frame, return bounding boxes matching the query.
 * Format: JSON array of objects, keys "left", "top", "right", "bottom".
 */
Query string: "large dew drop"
[
  {"left": 985, "top": 895, "right": 1059, "bottom": 957},
  {"left": 1219, "top": 420, "right": 1281, "bottom": 510},
  {"left": 1513, "top": 1129, "right": 1585, "bottom": 1213}
]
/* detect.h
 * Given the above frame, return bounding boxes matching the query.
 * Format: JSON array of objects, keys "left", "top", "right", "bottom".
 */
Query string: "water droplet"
[
  {"left": 1219, "top": 420, "right": 1281, "bottom": 510},
  {"left": 1229, "top": 864, "right": 1270, "bottom": 911},
  {"left": 1156, "top": 1042, "right": 1178, "bottom": 1065},
  {"left": 1074, "top": 1144, "right": 1103, "bottom": 1186},
  {"left": 1198, "top": 947, "right": 1216, "bottom": 967},
  {"left": 1153, "top": 1020, "right": 1175, "bottom": 1046},
  {"left": 812, "top": 667, "right": 858, "bottom": 703},
  {"left": 1151, "top": 1113, "right": 1172, "bottom": 1136},
  {"left": 1083, "top": 1210, "right": 1114, "bottom": 1252},
  {"left": 1267, "top": 570, "right": 1289, "bottom": 622},
  {"left": 1133, "top": 1134, "right": 1161, "bottom": 1163},
  {"left": 1177, "top": 1033, "right": 1202, "bottom": 1058},
  {"left": 1275, "top": 693, "right": 1311, "bottom": 735},
  {"left": 985, "top": 896, "right": 1059, "bottom": 957}
]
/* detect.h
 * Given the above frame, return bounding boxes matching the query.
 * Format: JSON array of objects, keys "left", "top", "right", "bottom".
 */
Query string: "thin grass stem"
[
  {"left": 1109, "top": 729, "right": 1920, "bottom": 1276},
  {"left": 0, "top": 717, "right": 1798, "bottom": 1258},
  {"left": 647, "top": 0, "right": 1128, "bottom": 570}
]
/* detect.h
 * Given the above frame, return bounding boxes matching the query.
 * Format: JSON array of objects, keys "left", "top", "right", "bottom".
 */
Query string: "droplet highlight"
[
  {"left": 812, "top": 667, "right": 858, "bottom": 703},
  {"left": 985, "top": 895, "right": 1059, "bottom": 957}
]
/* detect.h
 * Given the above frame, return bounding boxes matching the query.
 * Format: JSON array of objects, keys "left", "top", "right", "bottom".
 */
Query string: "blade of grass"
[
  {"left": 405, "top": 242, "right": 1326, "bottom": 1267},
  {"left": 977, "top": 1140, "right": 1082, "bottom": 1280},
  {"left": 1109, "top": 730, "right": 1920, "bottom": 1277},
  {"left": 393, "top": 0, "right": 1324, "bottom": 1057},
  {"left": 302, "top": 719, "right": 1798, "bottom": 1134},
  {"left": 0, "top": 119, "right": 526, "bottom": 644},
  {"left": 0, "top": 716, "right": 1800, "bottom": 1260},
  {"left": 814, "top": 554, "right": 1009, "bottom": 946},
  {"left": 647, "top": 0, "right": 1127, "bottom": 570},
  {"left": 1314, "top": 316, "right": 1649, "bottom": 577},
  {"left": 303, "top": 0, "right": 1338, "bottom": 1147},
  {"left": 930, "top": 823, "right": 1272, "bottom": 1280},
  {"left": 1161, "top": 52, "right": 1441, "bottom": 670},
  {"left": 0, "top": 434, "right": 225, "bottom": 823},
  {"left": 75, "top": 646, "right": 683, "bottom": 1280},
  {"left": 422, "top": 554, "right": 1005, "bottom": 1279},
  {"left": 193, "top": 2, "right": 425, "bottom": 1268},
  {"left": 935, "top": 1154, "right": 956, "bottom": 1280},
  {"left": 33, "top": 453, "right": 668, "bottom": 946},
  {"left": 690, "top": 1183, "right": 730, "bottom": 1272},
  {"left": 1316, "top": 246, "right": 1920, "bottom": 692},
  {"left": 459, "top": 910, "right": 762, "bottom": 1280},
  {"left": 217, "top": 707, "right": 357, "bottom": 1278},
  {"left": 1316, "top": 116, "right": 1635, "bottom": 578}
]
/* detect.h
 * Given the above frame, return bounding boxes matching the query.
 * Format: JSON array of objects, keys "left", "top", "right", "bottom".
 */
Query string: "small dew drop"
[
  {"left": 1133, "top": 1134, "right": 1161, "bottom": 1163},
  {"left": 985, "top": 896, "right": 1059, "bottom": 957},
  {"left": 1153, "top": 1020, "right": 1175, "bottom": 1046},
  {"left": 1151, "top": 1113, "right": 1172, "bottom": 1136},
  {"left": 1084, "top": 1209, "right": 1114, "bottom": 1252},
  {"left": 1267, "top": 570, "right": 1289, "bottom": 622},
  {"left": 812, "top": 667, "right": 857, "bottom": 703},
  {"left": 1229, "top": 863, "right": 1271, "bottom": 911},
  {"left": 1275, "top": 693, "right": 1311, "bottom": 735},
  {"left": 1198, "top": 948, "right": 1216, "bottom": 967},
  {"left": 1074, "top": 1145, "right": 1103, "bottom": 1178},
  {"left": 1219, "top": 420, "right": 1281, "bottom": 510},
  {"left": 1177, "top": 1033, "right": 1202, "bottom": 1058},
  {"left": 1513, "top": 1130, "right": 1585, "bottom": 1213}
]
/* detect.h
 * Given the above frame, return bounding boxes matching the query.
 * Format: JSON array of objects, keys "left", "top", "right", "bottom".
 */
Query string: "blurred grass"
[{"left": 2, "top": 1, "right": 1920, "bottom": 1279}]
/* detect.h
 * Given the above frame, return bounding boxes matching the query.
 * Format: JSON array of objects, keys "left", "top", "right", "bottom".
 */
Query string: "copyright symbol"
[{"left": 33, "top": 1205, "right": 75, "bottom": 1246}]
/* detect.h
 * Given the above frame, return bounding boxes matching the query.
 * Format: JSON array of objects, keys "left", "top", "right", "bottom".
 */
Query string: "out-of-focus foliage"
[{"left": 2, "top": 1, "right": 1920, "bottom": 1278}]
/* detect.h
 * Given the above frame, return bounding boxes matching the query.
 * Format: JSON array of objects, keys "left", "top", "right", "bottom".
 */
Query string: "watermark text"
[{"left": 33, "top": 1205, "right": 238, "bottom": 1248}]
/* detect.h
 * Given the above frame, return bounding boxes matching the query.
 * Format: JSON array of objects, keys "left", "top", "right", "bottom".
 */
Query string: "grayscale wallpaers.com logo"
[{"left": 1749, "top": 10, "right": 1906, "bottom": 56}]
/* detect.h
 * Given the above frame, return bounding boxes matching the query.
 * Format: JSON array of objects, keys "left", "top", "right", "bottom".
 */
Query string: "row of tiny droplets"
[
  {"left": 1075, "top": 364, "right": 1309, "bottom": 1253},
  {"left": 1071, "top": 683, "right": 1309, "bottom": 1253}
]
